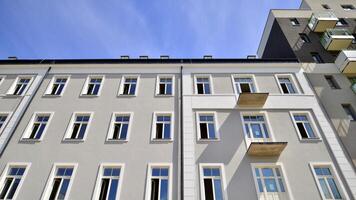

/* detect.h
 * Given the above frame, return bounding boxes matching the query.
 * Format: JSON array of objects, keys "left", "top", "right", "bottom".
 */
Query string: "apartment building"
[
  {"left": 258, "top": 0, "right": 356, "bottom": 171},
  {"left": 0, "top": 58, "right": 353, "bottom": 200}
]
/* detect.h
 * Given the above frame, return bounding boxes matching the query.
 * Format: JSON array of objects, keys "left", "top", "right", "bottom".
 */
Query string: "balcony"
[
  {"left": 247, "top": 142, "right": 288, "bottom": 156},
  {"left": 335, "top": 50, "right": 356, "bottom": 74},
  {"left": 320, "top": 29, "right": 354, "bottom": 51},
  {"left": 308, "top": 12, "right": 338, "bottom": 32},
  {"left": 237, "top": 92, "right": 269, "bottom": 107}
]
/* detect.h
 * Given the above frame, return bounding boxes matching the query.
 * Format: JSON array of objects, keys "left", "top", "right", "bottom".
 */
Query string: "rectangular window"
[
  {"left": 146, "top": 164, "right": 172, "bottom": 200},
  {"left": 22, "top": 113, "right": 52, "bottom": 140},
  {"left": 322, "top": 4, "right": 330, "bottom": 9},
  {"left": 197, "top": 113, "right": 217, "bottom": 140},
  {"left": 9, "top": 77, "right": 32, "bottom": 96},
  {"left": 195, "top": 76, "right": 212, "bottom": 94},
  {"left": 299, "top": 33, "right": 311, "bottom": 43},
  {"left": 108, "top": 113, "right": 131, "bottom": 141},
  {"left": 336, "top": 18, "right": 348, "bottom": 26},
  {"left": 65, "top": 113, "right": 92, "bottom": 140},
  {"left": 342, "top": 104, "right": 356, "bottom": 121},
  {"left": 311, "top": 53, "right": 323, "bottom": 63},
  {"left": 325, "top": 76, "right": 340, "bottom": 89},
  {"left": 200, "top": 164, "right": 225, "bottom": 200},
  {"left": 44, "top": 165, "right": 76, "bottom": 200},
  {"left": 311, "top": 164, "right": 345, "bottom": 200},
  {"left": 95, "top": 165, "right": 123, "bottom": 200},
  {"left": 153, "top": 113, "right": 173, "bottom": 140},
  {"left": 290, "top": 18, "right": 299, "bottom": 26},
  {"left": 292, "top": 112, "right": 319, "bottom": 140},
  {"left": 0, "top": 114, "right": 8, "bottom": 132},
  {"left": 277, "top": 76, "right": 298, "bottom": 94},
  {"left": 242, "top": 114, "right": 270, "bottom": 142},
  {"left": 341, "top": 4, "right": 355, "bottom": 10},
  {"left": 83, "top": 76, "right": 103, "bottom": 96},
  {"left": 46, "top": 77, "right": 68, "bottom": 96},
  {"left": 0, "top": 164, "right": 29, "bottom": 200},
  {"left": 157, "top": 76, "right": 173, "bottom": 96},
  {"left": 120, "top": 76, "right": 138, "bottom": 95},
  {"left": 234, "top": 77, "right": 256, "bottom": 93}
]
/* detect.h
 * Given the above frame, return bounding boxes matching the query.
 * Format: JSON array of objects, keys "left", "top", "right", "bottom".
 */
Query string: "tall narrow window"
[
  {"left": 23, "top": 113, "right": 51, "bottom": 140},
  {"left": 342, "top": 104, "right": 356, "bottom": 121},
  {"left": 312, "top": 165, "right": 344, "bottom": 200},
  {"left": 108, "top": 114, "right": 131, "bottom": 141},
  {"left": 325, "top": 76, "right": 340, "bottom": 89},
  {"left": 0, "top": 165, "right": 28, "bottom": 199},
  {"left": 253, "top": 166, "right": 287, "bottom": 199},
  {"left": 153, "top": 114, "right": 172, "bottom": 140},
  {"left": 0, "top": 115, "right": 8, "bottom": 131},
  {"left": 198, "top": 113, "right": 217, "bottom": 140},
  {"left": 311, "top": 53, "right": 323, "bottom": 63},
  {"left": 46, "top": 166, "right": 74, "bottom": 200},
  {"left": 290, "top": 18, "right": 299, "bottom": 26},
  {"left": 234, "top": 77, "right": 256, "bottom": 93},
  {"left": 120, "top": 77, "right": 138, "bottom": 95},
  {"left": 10, "top": 78, "right": 31, "bottom": 95},
  {"left": 157, "top": 76, "right": 173, "bottom": 95},
  {"left": 84, "top": 77, "right": 103, "bottom": 96},
  {"left": 201, "top": 166, "right": 224, "bottom": 200},
  {"left": 242, "top": 115, "right": 270, "bottom": 142},
  {"left": 65, "top": 113, "right": 91, "bottom": 140},
  {"left": 277, "top": 76, "right": 297, "bottom": 94},
  {"left": 149, "top": 167, "right": 170, "bottom": 200},
  {"left": 292, "top": 113, "right": 318, "bottom": 139},
  {"left": 47, "top": 77, "right": 68, "bottom": 96},
  {"left": 299, "top": 33, "right": 311, "bottom": 43},
  {"left": 97, "top": 166, "right": 121, "bottom": 200},
  {"left": 196, "top": 76, "right": 211, "bottom": 94}
]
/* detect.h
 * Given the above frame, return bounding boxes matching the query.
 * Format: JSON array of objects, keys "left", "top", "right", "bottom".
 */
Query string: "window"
[
  {"left": 43, "top": 164, "right": 76, "bottom": 200},
  {"left": 291, "top": 112, "right": 319, "bottom": 140},
  {"left": 341, "top": 4, "right": 355, "bottom": 11},
  {"left": 197, "top": 113, "right": 218, "bottom": 140},
  {"left": 242, "top": 114, "right": 271, "bottom": 143},
  {"left": 8, "top": 77, "right": 32, "bottom": 96},
  {"left": 290, "top": 18, "right": 299, "bottom": 26},
  {"left": 0, "top": 114, "right": 9, "bottom": 133},
  {"left": 252, "top": 164, "right": 289, "bottom": 199},
  {"left": 322, "top": 4, "right": 330, "bottom": 9},
  {"left": 94, "top": 164, "right": 123, "bottom": 200},
  {"left": 352, "top": 34, "right": 356, "bottom": 44},
  {"left": 342, "top": 104, "right": 356, "bottom": 121},
  {"left": 325, "top": 76, "right": 340, "bottom": 89},
  {"left": 45, "top": 77, "right": 69, "bottom": 96},
  {"left": 156, "top": 76, "right": 174, "bottom": 96},
  {"left": 276, "top": 75, "right": 298, "bottom": 94},
  {"left": 22, "top": 112, "right": 52, "bottom": 140},
  {"left": 349, "top": 77, "right": 356, "bottom": 92},
  {"left": 64, "top": 113, "right": 92, "bottom": 140},
  {"left": 199, "top": 164, "right": 225, "bottom": 200},
  {"left": 311, "top": 53, "right": 323, "bottom": 63},
  {"left": 0, "top": 164, "right": 29, "bottom": 200},
  {"left": 195, "top": 76, "right": 212, "bottom": 94},
  {"left": 82, "top": 76, "right": 104, "bottom": 96},
  {"left": 311, "top": 164, "right": 345, "bottom": 200},
  {"left": 152, "top": 113, "right": 173, "bottom": 141},
  {"left": 145, "top": 164, "right": 172, "bottom": 200},
  {"left": 107, "top": 113, "right": 132, "bottom": 141},
  {"left": 0, "top": 76, "right": 5, "bottom": 87},
  {"left": 233, "top": 76, "right": 256, "bottom": 94},
  {"left": 299, "top": 33, "right": 311, "bottom": 43},
  {"left": 336, "top": 18, "right": 348, "bottom": 26},
  {"left": 119, "top": 76, "right": 138, "bottom": 96}
]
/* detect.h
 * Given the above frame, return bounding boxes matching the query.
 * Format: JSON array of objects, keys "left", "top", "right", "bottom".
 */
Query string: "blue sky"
[{"left": 0, "top": 0, "right": 301, "bottom": 59}]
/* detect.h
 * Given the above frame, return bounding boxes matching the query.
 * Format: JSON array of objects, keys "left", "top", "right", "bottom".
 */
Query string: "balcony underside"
[
  {"left": 247, "top": 142, "right": 288, "bottom": 156},
  {"left": 237, "top": 93, "right": 269, "bottom": 107}
]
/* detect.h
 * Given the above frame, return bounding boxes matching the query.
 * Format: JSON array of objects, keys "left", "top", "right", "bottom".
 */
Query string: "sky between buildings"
[{"left": 0, "top": 0, "right": 301, "bottom": 59}]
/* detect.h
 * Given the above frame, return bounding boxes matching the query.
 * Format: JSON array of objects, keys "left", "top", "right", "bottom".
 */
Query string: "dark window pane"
[
  {"left": 35, "top": 124, "right": 46, "bottom": 139},
  {"left": 123, "top": 84, "right": 130, "bottom": 95},
  {"left": 166, "top": 84, "right": 172, "bottom": 95},
  {"left": 160, "top": 179, "right": 168, "bottom": 200},
  {"left": 49, "top": 178, "right": 61, "bottom": 200},
  {"left": 71, "top": 124, "right": 80, "bottom": 139},
  {"left": 30, "top": 124, "right": 40, "bottom": 139},
  {"left": 156, "top": 124, "right": 163, "bottom": 139},
  {"left": 197, "top": 84, "right": 204, "bottom": 94},
  {"left": 113, "top": 124, "right": 121, "bottom": 139},
  {"left": 78, "top": 124, "right": 87, "bottom": 139},
  {"left": 51, "top": 84, "right": 59, "bottom": 95},
  {"left": 108, "top": 179, "right": 119, "bottom": 200},
  {"left": 57, "top": 84, "right": 64, "bottom": 95},
  {"left": 164, "top": 124, "right": 171, "bottom": 139},
  {"left": 240, "top": 83, "right": 251, "bottom": 93},
  {"left": 151, "top": 179, "right": 159, "bottom": 200},
  {"left": 159, "top": 84, "right": 165, "bottom": 95},
  {"left": 281, "top": 84, "right": 289, "bottom": 94},
  {"left": 204, "top": 83, "right": 211, "bottom": 94},
  {"left": 6, "top": 178, "right": 20, "bottom": 199},
  {"left": 200, "top": 123, "right": 208, "bottom": 139},
  {"left": 93, "top": 85, "right": 100, "bottom": 95},
  {"left": 0, "top": 178, "right": 13, "bottom": 199},
  {"left": 13, "top": 85, "right": 21, "bottom": 95},
  {"left": 204, "top": 179, "right": 214, "bottom": 200},
  {"left": 99, "top": 178, "right": 109, "bottom": 200},
  {"left": 297, "top": 123, "right": 308, "bottom": 138},
  {"left": 129, "top": 84, "right": 136, "bottom": 95},
  {"left": 87, "top": 84, "right": 94, "bottom": 95},
  {"left": 57, "top": 179, "right": 70, "bottom": 200}
]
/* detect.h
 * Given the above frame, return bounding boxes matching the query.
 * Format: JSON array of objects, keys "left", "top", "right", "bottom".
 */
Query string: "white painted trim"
[
  {"left": 80, "top": 75, "right": 105, "bottom": 97},
  {"left": 155, "top": 74, "right": 175, "bottom": 97},
  {"left": 63, "top": 112, "right": 94, "bottom": 142},
  {"left": 151, "top": 112, "right": 174, "bottom": 142},
  {"left": 0, "top": 112, "right": 12, "bottom": 136},
  {"left": 289, "top": 111, "right": 322, "bottom": 142},
  {"left": 231, "top": 74, "right": 259, "bottom": 94},
  {"left": 6, "top": 75, "right": 34, "bottom": 96},
  {"left": 118, "top": 75, "right": 140, "bottom": 96},
  {"left": 195, "top": 111, "right": 220, "bottom": 141},
  {"left": 0, "top": 162, "right": 31, "bottom": 200},
  {"left": 0, "top": 75, "right": 6, "bottom": 88},
  {"left": 309, "top": 162, "right": 350, "bottom": 200},
  {"left": 274, "top": 74, "right": 301, "bottom": 95},
  {"left": 21, "top": 112, "right": 54, "bottom": 141},
  {"left": 144, "top": 163, "right": 173, "bottom": 200},
  {"left": 193, "top": 74, "right": 214, "bottom": 95},
  {"left": 44, "top": 75, "right": 71, "bottom": 97},
  {"left": 198, "top": 163, "right": 228, "bottom": 200},
  {"left": 41, "top": 163, "right": 78, "bottom": 200},
  {"left": 106, "top": 112, "right": 133, "bottom": 142},
  {"left": 92, "top": 163, "right": 125, "bottom": 200}
]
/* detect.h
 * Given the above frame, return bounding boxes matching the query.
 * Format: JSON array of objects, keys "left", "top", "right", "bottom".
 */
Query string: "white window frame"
[
  {"left": 275, "top": 74, "right": 301, "bottom": 95},
  {"left": 106, "top": 112, "right": 133, "bottom": 142},
  {"left": 199, "top": 163, "right": 228, "bottom": 200},
  {"left": 155, "top": 75, "right": 175, "bottom": 96},
  {"left": 231, "top": 74, "right": 259, "bottom": 95},
  {"left": 41, "top": 163, "right": 78, "bottom": 200},
  {"left": 194, "top": 74, "right": 214, "bottom": 95},
  {"left": 63, "top": 112, "right": 93, "bottom": 141},
  {"left": 21, "top": 112, "right": 54, "bottom": 141},
  {"left": 81, "top": 75, "right": 105, "bottom": 97},
  {"left": 144, "top": 163, "right": 173, "bottom": 200},
  {"left": 0, "top": 75, "right": 6, "bottom": 88},
  {"left": 151, "top": 112, "right": 174, "bottom": 142},
  {"left": 0, "top": 112, "right": 12, "bottom": 135},
  {"left": 250, "top": 163, "right": 292, "bottom": 200},
  {"left": 309, "top": 162, "right": 349, "bottom": 200},
  {"left": 196, "top": 111, "right": 220, "bottom": 141},
  {"left": 289, "top": 111, "right": 322, "bottom": 142},
  {"left": 6, "top": 76, "right": 33, "bottom": 96},
  {"left": 44, "top": 75, "right": 70, "bottom": 96},
  {"left": 118, "top": 75, "right": 140, "bottom": 96},
  {"left": 240, "top": 111, "right": 275, "bottom": 147},
  {"left": 0, "top": 162, "right": 31, "bottom": 200},
  {"left": 92, "top": 163, "right": 125, "bottom": 200}
]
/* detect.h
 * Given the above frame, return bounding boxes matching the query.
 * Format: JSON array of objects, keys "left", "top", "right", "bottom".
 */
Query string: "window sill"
[
  {"left": 80, "top": 94, "right": 100, "bottom": 98},
  {"left": 155, "top": 94, "right": 174, "bottom": 97},
  {"left": 105, "top": 139, "right": 129, "bottom": 144},
  {"left": 299, "top": 138, "right": 322, "bottom": 143},
  {"left": 197, "top": 138, "right": 220, "bottom": 143},
  {"left": 150, "top": 139, "right": 173, "bottom": 143},
  {"left": 62, "top": 139, "right": 85, "bottom": 143},
  {"left": 43, "top": 94, "right": 62, "bottom": 98},
  {"left": 19, "top": 138, "right": 41, "bottom": 143},
  {"left": 4, "top": 94, "right": 23, "bottom": 98},
  {"left": 117, "top": 94, "right": 137, "bottom": 97}
]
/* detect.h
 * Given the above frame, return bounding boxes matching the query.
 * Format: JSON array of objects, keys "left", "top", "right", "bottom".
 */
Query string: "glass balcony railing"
[
  {"left": 308, "top": 11, "right": 338, "bottom": 32},
  {"left": 320, "top": 29, "right": 354, "bottom": 51}
]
